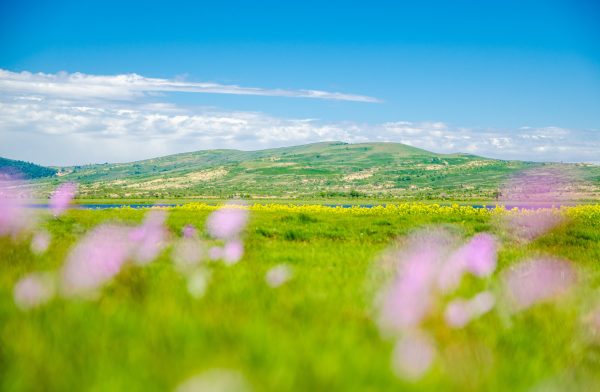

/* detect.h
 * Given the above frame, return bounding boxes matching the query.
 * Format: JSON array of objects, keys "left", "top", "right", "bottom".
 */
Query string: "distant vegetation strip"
[
  {"left": 0, "top": 157, "right": 56, "bottom": 179},
  {"left": 174, "top": 202, "right": 600, "bottom": 220}
]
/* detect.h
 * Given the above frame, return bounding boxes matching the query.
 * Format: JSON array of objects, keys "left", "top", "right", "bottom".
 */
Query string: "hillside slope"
[
  {"left": 0, "top": 157, "right": 57, "bottom": 179},
  {"left": 41, "top": 141, "right": 599, "bottom": 200}
]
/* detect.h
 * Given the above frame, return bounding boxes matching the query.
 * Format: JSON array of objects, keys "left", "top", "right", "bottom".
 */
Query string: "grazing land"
[
  {"left": 2, "top": 204, "right": 600, "bottom": 391},
  {"left": 4, "top": 142, "right": 599, "bottom": 201}
]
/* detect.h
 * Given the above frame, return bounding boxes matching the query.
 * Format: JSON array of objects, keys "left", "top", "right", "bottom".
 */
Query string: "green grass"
[
  {"left": 1, "top": 206, "right": 600, "bottom": 391},
  {"left": 22, "top": 141, "right": 599, "bottom": 200}
]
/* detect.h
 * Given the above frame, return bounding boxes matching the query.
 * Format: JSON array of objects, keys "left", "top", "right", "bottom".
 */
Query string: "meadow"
[{"left": 1, "top": 203, "right": 600, "bottom": 391}]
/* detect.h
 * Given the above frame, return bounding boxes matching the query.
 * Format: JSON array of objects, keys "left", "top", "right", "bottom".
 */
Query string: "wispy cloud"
[
  {"left": 0, "top": 69, "right": 596, "bottom": 165},
  {"left": 0, "top": 69, "right": 381, "bottom": 103},
  {"left": 1, "top": 92, "right": 597, "bottom": 166}
]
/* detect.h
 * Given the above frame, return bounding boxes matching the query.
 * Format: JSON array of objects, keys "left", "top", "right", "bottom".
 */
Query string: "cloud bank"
[
  {"left": 0, "top": 69, "right": 597, "bottom": 166},
  {"left": 0, "top": 69, "right": 381, "bottom": 103}
]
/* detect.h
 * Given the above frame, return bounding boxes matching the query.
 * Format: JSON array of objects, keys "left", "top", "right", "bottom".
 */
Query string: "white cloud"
[
  {"left": 1, "top": 93, "right": 598, "bottom": 166},
  {"left": 0, "top": 69, "right": 597, "bottom": 166},
  {"left": 0, "top": 69, "right": 381, "bottom": 103}
]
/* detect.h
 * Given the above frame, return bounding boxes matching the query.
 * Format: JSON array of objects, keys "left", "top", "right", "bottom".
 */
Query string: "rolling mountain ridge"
[{"left": 3, "top": 142, "right": 599, "bottom": 200}]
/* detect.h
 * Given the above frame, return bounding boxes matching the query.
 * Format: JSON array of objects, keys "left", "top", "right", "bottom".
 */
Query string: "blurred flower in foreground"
[
  {"left": 129, "top": 210, "right": 169, "bottom": 265},
  {"left": 187, "top": 268, "right": 211, "bottom": 299},
  {"left": 172, "top": 237, "right": 204, "bottom": 273},
  {"left": 438, "top": 233, "right": 498, "bottom": 293},
  {"left": 175, "top": 369, "right": 251, "bottom": 392},
  {"left": 61, "top": 224, "right": 133, "bottom": 297},
  {"left": 498, "top": 167, "right": 572, "bottom": 241},
  {"left": 372, "top": 228, "right": 499, "bottom": 380},
  {"left": 49, "top": 182, "right": 78, "bottom": 216},
  {"left": 14, "top": 272, "right": 56, "bottom": 310},
  {"left": 62, "top": 210, "right": 169, "bottom": 297},
  {"left": 502, "top": 257, "right": 577, "bottom": 312},
  {"left": 375, "top": 229, "right": 496, "bottom": 335},
  {"left": 30, "top": 230, "right": 51, "bottom": 254},
  {"left": 266, "top": 264, "right": 292, "bottom": 288},
  {"left": 205, "top": 203, "right": 249, "bottom": 265},
  {"left": 206, "top": 203, "right": 249, "bottom": 241},
  {"left": 209, "top": 246, "right": 223, "bottom": 260},
  {"left": 182, "top": 224, "right": 197, "bottom": 238},
  {"left": 501, "top": 210, "right": 563, "bottom": 242},
  {"left": 392, "top": 332, "right": 436, "bottom": 381},
  {"left": 499, "top": 167, "right": 572, "bottom": 207},
  {"left": 582, "top": 304, "right": 600, "bottom": 342},
  {"left": 222, "top": 240, "right": 244, "bottom": 265},
  {"left": 0, "top": 174, "right": 35, "bottom": 238},
  {"left": 445, "top": 291, "right": 496, "bottom": 328}
]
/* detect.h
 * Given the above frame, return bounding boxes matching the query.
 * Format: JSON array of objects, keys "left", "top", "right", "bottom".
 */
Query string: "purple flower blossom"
[
  {"left": 182, "top": 224, "right": 197, "bottom": 238},
  {"left": 438, "top": 234, "right": 498, "bottom": 293},
  {"left": 444, "top": 291, "right": 496, "bottom": 328},
  {"left": 49, "top": 182, "right": 78, "bottom": 216},
  {"left": 502, "top": 257, "right": 577, "bottom": 312},
  {"left": 0, "top": 174, "right": 35, "bottom": 238},
  {"left": 391, "top": 332, "right": 436, "bottom": 381},
  {"left": 61, "top": 224, "right": 133, "bottom": 296},
  {"left": 209, "top": 246, "right": 223, "bottom": 260},
  {"left": 444, "top": 300, "right": 471, "bottom": 328},
  {"left": 374, "top": 228, "right": 498, "bottom": 346},
  {"left": 376, "top": 230, "right": 451, "bottom": 333},
  {"left": 206, "top": 204, "right": 248, "bottom": 240},
  {"left": 30, "top": 230, "right": 51, "bottom": 254},
  {"left": 498, "top": 168, "right": 571, "bottom": 240},
  {"left": 503, "top": 210, "right": 563, "bottom": 241},
  {"left": 14, "top": 272, "right": 55, "bottom": 310},
  {"left": 222, "top": 240, "right": 244, "bottom": 265},
  {"left": 186, "top": 268, "right": 211, "bottom": 299},
  {"left": 462, "top": 234, "right": 497, "bottom": 277},
  {"left": 129, "top": 210, "right": 169, "bottom": 264},
  {"left": 266, "top": 264, "right": 292, "bottom": 288},
  {"left": 499, "top": 167, "right": 571, "bottom": 207},
  {"left": 172, "top": 237, "right": 204, "bottom": 273}
]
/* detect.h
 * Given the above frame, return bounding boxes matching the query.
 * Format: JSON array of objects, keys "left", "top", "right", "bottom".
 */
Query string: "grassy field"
[
  {"left": 1, "top": 204, "right": 600, "bottom": 391},
  {"left": 10, "top": 142, "right": 598, "bottom": 201}
]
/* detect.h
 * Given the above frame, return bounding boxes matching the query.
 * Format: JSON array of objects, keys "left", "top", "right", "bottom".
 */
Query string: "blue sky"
[{"left": 0, "top": 0, "right": 599, "bottom": 165}]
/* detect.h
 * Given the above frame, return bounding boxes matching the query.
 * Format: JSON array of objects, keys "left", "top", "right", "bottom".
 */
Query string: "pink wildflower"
[
  {"left": 0, "top": 174, "right": 35, "bottom": 238},
  {"left": 391, "top": 332, "right": 436, "bottom": 381},
  {"left": 172, "top": 237, "right": 204, "bottom": 273},
  {"left": 61, "top": 224, "right": 133, "bottom": 296},
  {"left": 498, "top": 167, "right": 571, "bottom": 240},
  {"left": 444, "top": 300, "right": 471, "bottom": 328},
  {"left": 266, "top": 264, "right": 292, "bottom": 288},
  {"left": 186, "top": 269, "right": 211, "bottom": 299},
  {"left": 14, "top": 272, "right": 55, "bottom": 310},
  {"left": 376, "top": 230, "right": 452, "bottom": 333},
  {"left": 209, "top": 246, "right": 223, "bottom": 260},
  {"left": 445, "top": 291, "right": 496, "bottom": 328},
  {"left": 49, "top": 182, "right": 78, "bottom": 216},
  {"left": 462, "top": 234, "right": 497, "bottom": 277},
  {"left": 222, "top": 240, "right": 244, "bottom": 265},
  {"left": 503, "top": 210, "right": 563, "bottom": 241},
  {"left": 129, "top": 210, "right": 169, "bottom": 264},
  {"left": 502, "top": 257, "right": 577, "bottom": 311},
  {"left": 30, "top": 230, "right": 51, "bottom": 254},
  {"left": 182, "top": 224, "right": 197, "bottom": 238},
  {"left": 438, "top": 234, "right": 497, "bottom": 293},
  {"left": 206, "top": 204, "right": 248, "bottom": 240}
]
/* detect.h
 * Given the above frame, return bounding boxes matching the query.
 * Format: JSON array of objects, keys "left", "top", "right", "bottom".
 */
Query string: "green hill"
[
  {"left": 0, "top": 157, "right": 57, "bottom": 179},
  {"left": 39, "top": 142, "right": 599, "bottom": 200}
]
